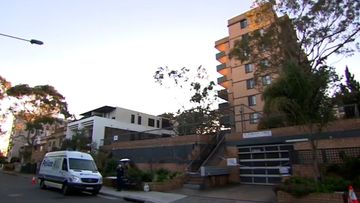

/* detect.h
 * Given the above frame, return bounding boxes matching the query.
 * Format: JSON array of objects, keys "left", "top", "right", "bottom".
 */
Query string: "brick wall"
[
  {"left": 294, "top": 137, "right": 360, "bottom": 150},
  {"left": 277, "top": 191, "right": 344, "bottom": 203},
  {"left": 292, "top": 164, "right": 315, "bottom": 178},
  {"left": 144, "top": 175, "right": 186, "bottom": 192},
  {"left": 104, "top": 134, "right": 211, "bottom": 150},
  {"left": 225, "top": 146, "right": 240, "bottom": 183},
  {"left": 227, "top": 118, "right": 360, "bottom": 141}
]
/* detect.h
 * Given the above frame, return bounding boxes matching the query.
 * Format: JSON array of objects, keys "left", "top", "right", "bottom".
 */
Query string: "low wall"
[
  {"left": 144, "top": 175, "right": 186, "bottom": 192},
  {"left": 277, "top": 191, "right": 344, "bottom": 203}
]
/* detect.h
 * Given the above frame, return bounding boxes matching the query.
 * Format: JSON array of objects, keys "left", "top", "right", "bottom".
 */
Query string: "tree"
[
  {"left": 261, "top": 60, "right": 337, "bottom": 181},
  {"left": 334, "top": 66, "right": 360, "bottom": 117},
  {"left": 0, "top": 75, "right": 71, "bottom": 162},
  {"left": 154, "top": 66, "right": 221, "bottom": 135},
  {"left": 230, "top": 0, "right": 360, "bottom": 84},
  {"left": 61, "top": 128, "right": 91, "bottom": 152}
]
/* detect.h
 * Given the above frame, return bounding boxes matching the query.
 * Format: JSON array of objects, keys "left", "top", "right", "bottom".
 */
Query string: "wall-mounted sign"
[
  {"left": 243, "top": 130, "right": 272, "bottom": 139},
  {"left": 227, "top": 158, "right": 238, "bottom": 166}
]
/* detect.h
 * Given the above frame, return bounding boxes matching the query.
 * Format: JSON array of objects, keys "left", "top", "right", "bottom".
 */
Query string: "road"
[{"left": 0, "top": 172, "right": 127, "bottom": 203}]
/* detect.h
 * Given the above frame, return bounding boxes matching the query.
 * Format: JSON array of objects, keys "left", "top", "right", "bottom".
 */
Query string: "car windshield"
[{"left": 69, "top": 158, "right": 98, "bottom": 171}]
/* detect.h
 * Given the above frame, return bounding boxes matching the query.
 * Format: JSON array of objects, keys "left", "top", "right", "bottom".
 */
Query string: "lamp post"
[{"left": 0, "top": 33, "right": 43, "bottom": 45}]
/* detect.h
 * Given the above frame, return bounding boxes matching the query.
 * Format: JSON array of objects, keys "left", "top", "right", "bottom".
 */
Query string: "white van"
[{"left": 38, "top": 150, "right": 102, "bottom": 195}]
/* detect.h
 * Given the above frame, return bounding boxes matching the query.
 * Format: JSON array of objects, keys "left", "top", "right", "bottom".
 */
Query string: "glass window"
[
  {"left": 131, "top": 114, "right": 135, "bottom": 123},
  {"left": 148, "top": 118, "right": 155, "bottom": 127},
  {"left": 246, "top": 78, "right": 256, "bottom": 89},
  {"left": 260, "top": 59, "right": 269, "bottom": 67},
  {"left": 250, "top": 113, "right": 259, "bottom": 124},
  {"left": 240, "top": 19, "right": 248, "bottom": 29},
  {"left": 138, "top": 116, "right": 142, "bottom": 125},
  {"left": 62, "top": 158, "right": 68, "bottom": 171},
  {"left": 248, "top": 95, "right": 257, "bottom": 106},
  {"left": 245, "top": 63, "right": 253, "bottom": 73},
  {"left": 262, "top": 75, "right": 272, "bottom": 85},
  {"left": 69, "top": 158, "right": 98, "bottom": 171}
]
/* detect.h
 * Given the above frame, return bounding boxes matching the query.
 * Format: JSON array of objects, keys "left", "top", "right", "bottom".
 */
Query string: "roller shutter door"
[{"left": 238, "top": 144, "right": 293, "bottom": 185}]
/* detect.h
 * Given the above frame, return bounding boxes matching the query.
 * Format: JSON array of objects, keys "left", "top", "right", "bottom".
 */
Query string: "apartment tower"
[{"left": 215, "top": 4, "right": 277, "bottom": 134}]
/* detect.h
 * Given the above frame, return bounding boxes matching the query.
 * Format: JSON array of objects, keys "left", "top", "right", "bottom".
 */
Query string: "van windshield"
[{"left": 69, "top": 158, "right": 98, "bottom": 171}]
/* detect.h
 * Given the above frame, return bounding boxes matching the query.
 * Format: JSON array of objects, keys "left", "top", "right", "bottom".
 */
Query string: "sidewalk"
[
  {"left": 100, "top": 186, "right": 187, "bottom": 203},
  {"left": 99, "top": 184, "right": 277, "bottom": 203}
]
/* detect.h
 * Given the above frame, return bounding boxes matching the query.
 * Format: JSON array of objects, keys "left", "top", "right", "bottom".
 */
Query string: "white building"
[{"left": 66, "top": 106, "right": 174, "bottom": 149}]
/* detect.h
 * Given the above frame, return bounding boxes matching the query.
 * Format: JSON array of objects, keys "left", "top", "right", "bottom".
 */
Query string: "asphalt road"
[{"left": 0, "top": 172, "right": 127, "bottom": 203}]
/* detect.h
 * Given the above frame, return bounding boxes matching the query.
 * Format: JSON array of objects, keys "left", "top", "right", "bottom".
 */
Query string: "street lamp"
[{"left": 0, "top": 33, "right": 44, "bottom": 45}]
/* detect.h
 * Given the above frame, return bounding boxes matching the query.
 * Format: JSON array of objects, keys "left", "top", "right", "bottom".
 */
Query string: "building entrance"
[{"left": 237, "top": 144, "right": 293, "bottom": 184}]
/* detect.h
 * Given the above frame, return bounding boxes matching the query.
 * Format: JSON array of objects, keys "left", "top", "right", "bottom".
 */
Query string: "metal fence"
[{"left": 294, "top": 147, "right": 360, "bottom": 164}]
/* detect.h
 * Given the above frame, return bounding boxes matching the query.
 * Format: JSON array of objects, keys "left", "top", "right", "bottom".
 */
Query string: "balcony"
[
  {"left": 217, "top": 63, "right": 230, "bottom": 76},
  {"left": 217, "top": 76, "right": 231, "bottom": 88},
  {"left": 220, "top": 114, "right": 234, "bottom": 128},
  {"left": 217, "top": 63, "right": 226, "bottom": 72},
  {"left": 215, "top": 37, "right": 229, "bottom": 52},
  {"left": 216, "top": 51, "right": 226, "bottom": 60},
  {"left": 217, "top": 89, "right": 228, "bottom": 101},
  {"left": 219, "top": 102, "right": 230, "bottom": 110},
  {"left": 217, "top": 76, "right": 227, "bottom": 84}
]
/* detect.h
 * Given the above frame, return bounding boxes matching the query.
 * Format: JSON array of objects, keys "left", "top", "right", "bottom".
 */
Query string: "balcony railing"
[
  {"left": 217, "top": 76, "right": 227, "bottom": 85},
  {"left": 220, "top": 114, "right": 234, "bottom": 127},
  {"left": 217, "top": 89, "right": 228, "bottom": 101},
  {"left": 215, "top": 51, "right": 226, "bottom": 60},
  {"left": 216, "top": 63, "right": 227, "bottom": 72},
  {"left": 218, "top": 102, "right": 230, "bottom": 110}
]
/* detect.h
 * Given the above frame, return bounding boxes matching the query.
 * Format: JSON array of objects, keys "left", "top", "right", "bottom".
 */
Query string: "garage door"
[{"left": 238, "top": 144, "right": 293, "bottom": 185}]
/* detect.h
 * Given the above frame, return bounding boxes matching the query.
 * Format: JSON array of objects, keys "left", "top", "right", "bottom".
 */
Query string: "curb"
[{"left": 99, "top": 190, "right": 152, "bottom": 203}]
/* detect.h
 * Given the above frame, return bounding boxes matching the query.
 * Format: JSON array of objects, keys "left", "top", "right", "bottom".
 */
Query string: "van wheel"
[
  {"left": 62, "top": 183, "right": 69, "bottom": 195},
  {"left": 40, "top": 179, "right": 47, "bottom": 189}
]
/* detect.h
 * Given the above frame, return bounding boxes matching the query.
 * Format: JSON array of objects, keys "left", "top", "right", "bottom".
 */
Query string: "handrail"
[
  {"left": 185, "top": 130, "right": 229, "bottom": 173},
  {"left": 200, "top": 132, "right": 227, "bottom": 168},
  {"left": 185, "top": 133, "right": 219, "bottom": 173}
]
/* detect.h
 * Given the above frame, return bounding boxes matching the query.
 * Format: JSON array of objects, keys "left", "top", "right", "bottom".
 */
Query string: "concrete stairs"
[{"left": 183, "top": 172, "right": 206, "bottom": 190}]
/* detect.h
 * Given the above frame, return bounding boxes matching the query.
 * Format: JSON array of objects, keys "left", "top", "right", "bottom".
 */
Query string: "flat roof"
[{"left": 80, "top": 105, "right": 116, "bottom": 117}]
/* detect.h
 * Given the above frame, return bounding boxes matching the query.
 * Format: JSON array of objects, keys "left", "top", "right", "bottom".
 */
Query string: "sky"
[{"left": 0, "top": 0, "right": 359, "bottom": 153}]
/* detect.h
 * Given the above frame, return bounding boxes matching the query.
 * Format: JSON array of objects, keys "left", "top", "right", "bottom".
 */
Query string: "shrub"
[
  {"left": 126, "top": 167, "right": 144, "bottom": 183},
  {"left": 325, "top": 153, "right": 360, "bottom": 189},
  {"left": 278, "top": 176, "right": 317, "bottom": 197},
  {"left": 141, "top": 171, "right": 153, "bottom": 182},
  {"left": 154, "top": 168, "right": 171, "bottom": 182},
  {"left": 278, "top": 176, "right": 352, "bottom": 197},
  {"left": 320, "top": 176, "right": 350, "bottom": 192},
  {"left": 103, "top": 159, "right": 118, "bottom": 176},
  {"left": 10, "top": 157, "right": 20, "bottom": 163}
]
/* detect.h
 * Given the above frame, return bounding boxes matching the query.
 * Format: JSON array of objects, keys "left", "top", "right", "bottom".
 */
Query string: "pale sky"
[{"left": 0, "top": 1, "right": 359, "bottom": 153}]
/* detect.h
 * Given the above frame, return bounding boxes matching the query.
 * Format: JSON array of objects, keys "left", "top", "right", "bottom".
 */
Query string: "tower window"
[
  {"left": 248, "top": 95, "right": 257, "bottom": 106},
  {"left": 240, "top": 19, "right": 248, "bottom": 29}
]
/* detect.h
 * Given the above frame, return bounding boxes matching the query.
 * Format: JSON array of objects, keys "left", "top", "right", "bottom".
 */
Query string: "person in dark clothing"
[{"left": 116, "top": 164, "right": 124, "bottom": 191}]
